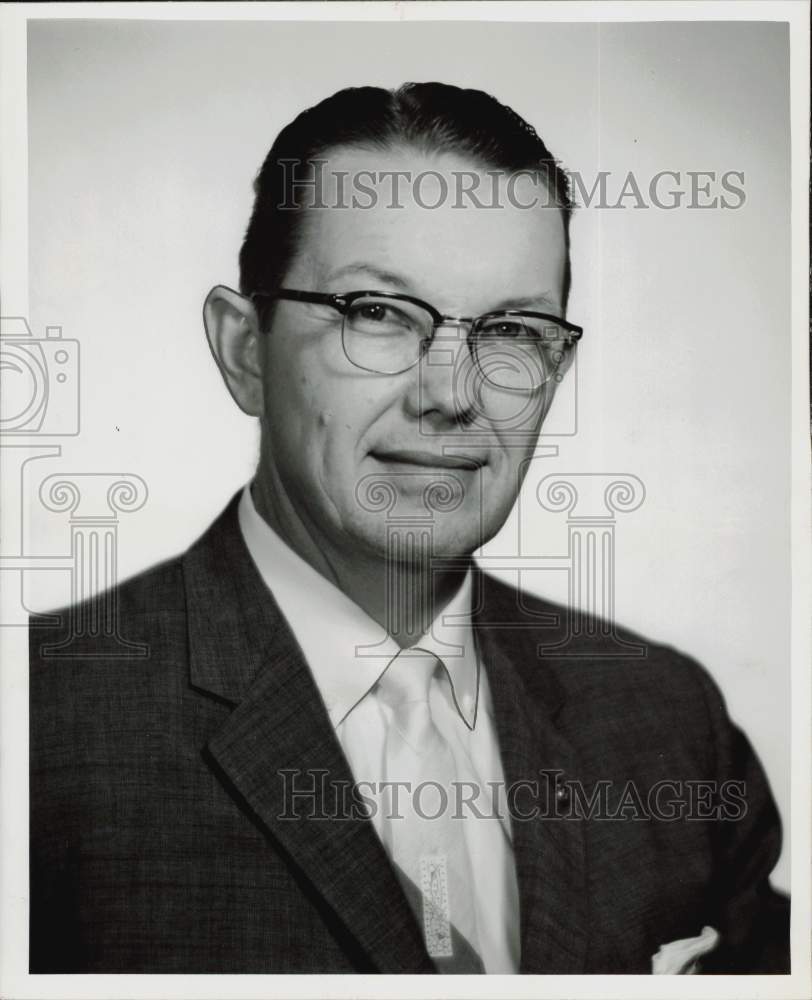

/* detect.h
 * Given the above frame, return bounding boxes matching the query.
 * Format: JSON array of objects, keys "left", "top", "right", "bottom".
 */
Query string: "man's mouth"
[{"left": 370, "top": 449, "right": 486, "bottom": 471}]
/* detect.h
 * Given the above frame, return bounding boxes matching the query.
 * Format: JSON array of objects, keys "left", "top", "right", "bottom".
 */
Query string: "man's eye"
[
  {"left": 349, "top": 301, "right": 414, "bottom": 332},
  {"left": 480, "top": 320, "right": 528, "bottom": 338},
  {"left": 358, "top": 303, "right": 388, "bottom": 322}
]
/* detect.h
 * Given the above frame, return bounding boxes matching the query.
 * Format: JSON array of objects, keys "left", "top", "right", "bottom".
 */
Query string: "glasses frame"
[{"left": 250, "top": 287, "right": 584, "bottom": 385}]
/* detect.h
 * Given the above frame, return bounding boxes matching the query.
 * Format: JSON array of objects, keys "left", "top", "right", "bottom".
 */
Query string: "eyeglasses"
[{"left": 250, "top": 288, "right": 583, "bottom": 392}]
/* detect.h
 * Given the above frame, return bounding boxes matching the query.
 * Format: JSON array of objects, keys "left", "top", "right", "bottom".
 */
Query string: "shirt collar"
[
  {"left": 408, "top": 573, "right": 480, "bottom": 731},
  {"left": 237, "top": 484, "right": 479, "bottom": 730}
]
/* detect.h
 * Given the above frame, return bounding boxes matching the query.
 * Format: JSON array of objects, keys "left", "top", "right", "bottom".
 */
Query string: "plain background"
[{"left": 24, "top": 19, "right": 790, "bottom": 889}]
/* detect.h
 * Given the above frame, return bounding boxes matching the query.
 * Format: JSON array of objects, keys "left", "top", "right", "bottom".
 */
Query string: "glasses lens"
[
  {"left": 342, "top": 296, "right": 432, "bottom": 374},
  {"left": 473, "top": 315, "right": 568, "bottom": 391}
]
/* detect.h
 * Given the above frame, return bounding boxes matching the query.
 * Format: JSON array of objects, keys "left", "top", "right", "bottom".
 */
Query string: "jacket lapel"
[
  {"left": 474, "top": 570, "right": 588, "bottom": 974},
  {"left": 183, "top": 495, "right": 433, "bottom": 973}
]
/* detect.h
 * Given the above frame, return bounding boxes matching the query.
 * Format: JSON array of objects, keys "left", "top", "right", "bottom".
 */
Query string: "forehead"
[{"left": 288, "top": 145, "right": 568, "bottom": 311}]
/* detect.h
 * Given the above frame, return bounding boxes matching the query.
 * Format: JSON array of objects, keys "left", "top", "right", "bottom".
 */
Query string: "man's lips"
[{"left": 370, "top": 449, "right": 486, "bottom": 470}]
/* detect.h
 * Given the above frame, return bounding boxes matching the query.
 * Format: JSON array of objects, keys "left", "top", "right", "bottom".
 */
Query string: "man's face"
[{"left": 257, "top": 146, "right": 569, "bottom": 562}]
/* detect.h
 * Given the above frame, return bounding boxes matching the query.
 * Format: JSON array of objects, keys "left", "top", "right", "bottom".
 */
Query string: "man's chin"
[
  {"left": 344, "top": 512, "right": 486, "bottom": 565},
  {"left": 355, "top": 460, "right": 488, "bottom": 517}
]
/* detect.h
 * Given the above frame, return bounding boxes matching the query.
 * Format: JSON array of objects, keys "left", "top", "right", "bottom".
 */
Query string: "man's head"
[{"left": 204, "top": 82, "right": 578, "bottom": 566}]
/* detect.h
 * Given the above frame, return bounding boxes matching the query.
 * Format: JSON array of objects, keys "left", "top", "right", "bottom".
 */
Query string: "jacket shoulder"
[
  {"left": 477, "top": 568, "right": 723, "bottom": 712},
  {"left": 30, "top": 554, "right": 186, "bottom": 659},
  {"left": 29, "top": 493, "right": 242, "bottom": 699}
]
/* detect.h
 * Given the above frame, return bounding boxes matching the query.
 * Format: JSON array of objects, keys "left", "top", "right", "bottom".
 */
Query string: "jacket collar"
[{"left": 184, "top": 492, "right": 283, "bottom": 705}]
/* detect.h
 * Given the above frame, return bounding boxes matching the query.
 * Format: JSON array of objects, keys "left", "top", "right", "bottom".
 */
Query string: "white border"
[
  {"left": 2, "top": 0, "right": 810, "bottom": 22},
  {"left": 1, "top": 2, "right": 809, "bottom": 998}
]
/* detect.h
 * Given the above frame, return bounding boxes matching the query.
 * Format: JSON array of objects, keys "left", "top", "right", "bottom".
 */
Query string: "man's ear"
[
  {"left": 554, "top": 340, "right": 578, "bottom": 381},
  {"left": 535, "top": 341, "right": 578, "bottom": 423},
  {"left": 203, "top": 285, "right": 264, "bottom": 416}
]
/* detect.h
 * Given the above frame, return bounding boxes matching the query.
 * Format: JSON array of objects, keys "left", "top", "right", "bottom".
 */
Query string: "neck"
[{"left": 251, "top": 472, "right": 469, "bottom": 647}]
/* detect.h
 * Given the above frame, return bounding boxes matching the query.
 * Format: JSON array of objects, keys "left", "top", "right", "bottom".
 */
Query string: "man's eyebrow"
[
  {"left": 326, "top": 264, "right": 558, "bottom": 312},
  {"left": 325, "top": 262, "right": 412, "bottom": 290},
  {"left": 487, "top": 292, "right": 558, "bottom": 312}
]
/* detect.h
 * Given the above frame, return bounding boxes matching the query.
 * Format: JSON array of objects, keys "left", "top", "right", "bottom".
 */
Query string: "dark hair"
[{"left": 239, "top": 82, "right": 573, "bottom": 322}]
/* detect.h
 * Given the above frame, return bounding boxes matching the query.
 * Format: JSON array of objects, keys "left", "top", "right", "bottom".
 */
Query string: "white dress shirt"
[{"left": 238, "top": 484, "right": 520, "bottom": 973}]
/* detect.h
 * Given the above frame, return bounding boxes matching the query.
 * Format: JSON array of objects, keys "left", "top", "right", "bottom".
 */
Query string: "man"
[{"left": 29, "top": 82, "right": 789, "bottom": 974}]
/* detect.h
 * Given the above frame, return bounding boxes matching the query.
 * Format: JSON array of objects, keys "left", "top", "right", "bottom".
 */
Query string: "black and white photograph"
[{"left": 0, "top": 2, "right": 809, "bottom": 996}]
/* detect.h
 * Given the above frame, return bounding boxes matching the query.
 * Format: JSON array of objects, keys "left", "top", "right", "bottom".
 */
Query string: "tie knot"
[{"left": 377, "top": 647, "right": 439, "bottom": 712}]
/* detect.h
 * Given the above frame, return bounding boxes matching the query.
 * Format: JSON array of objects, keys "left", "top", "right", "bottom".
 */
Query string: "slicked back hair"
[{"left": 239, "top": 82, "right": 573, "bottom": 327}]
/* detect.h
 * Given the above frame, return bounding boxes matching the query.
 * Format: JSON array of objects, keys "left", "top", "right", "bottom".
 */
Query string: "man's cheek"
[
  {"left": 319, "top": 426, "right": 358, "bottom": 493},
  {"left": 479, "top": 383, "right": 545, "bottom": 429}
]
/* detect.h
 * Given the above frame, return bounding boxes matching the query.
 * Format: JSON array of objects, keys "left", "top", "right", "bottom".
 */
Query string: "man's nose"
[{"left": 408, "top": 322, "right": 479, "bottom": 423}]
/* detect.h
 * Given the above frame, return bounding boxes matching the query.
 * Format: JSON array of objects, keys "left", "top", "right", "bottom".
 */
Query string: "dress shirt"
[{"left": 238, "top": 484, "right": 520, "bottom": 973}]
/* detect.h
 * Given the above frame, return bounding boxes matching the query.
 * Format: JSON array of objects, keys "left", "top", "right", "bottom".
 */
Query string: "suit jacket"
[{"left": 29, "top": 493, "right": 790, "bottom": 974}]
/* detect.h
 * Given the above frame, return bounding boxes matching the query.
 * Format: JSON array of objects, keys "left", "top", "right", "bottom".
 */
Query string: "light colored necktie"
[{"left": 377, "top": 647, "right": 484, "bottom": 973}]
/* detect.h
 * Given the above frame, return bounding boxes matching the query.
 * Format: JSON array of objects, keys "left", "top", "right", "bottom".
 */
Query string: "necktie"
[{"left": 376, "top": 647, "right": 484, "bottom": 973}]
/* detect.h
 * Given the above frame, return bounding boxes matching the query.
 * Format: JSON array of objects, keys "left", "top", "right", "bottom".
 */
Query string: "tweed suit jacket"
[{"left": 29, "top": 493, "right": 790, "bottom": 974}]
